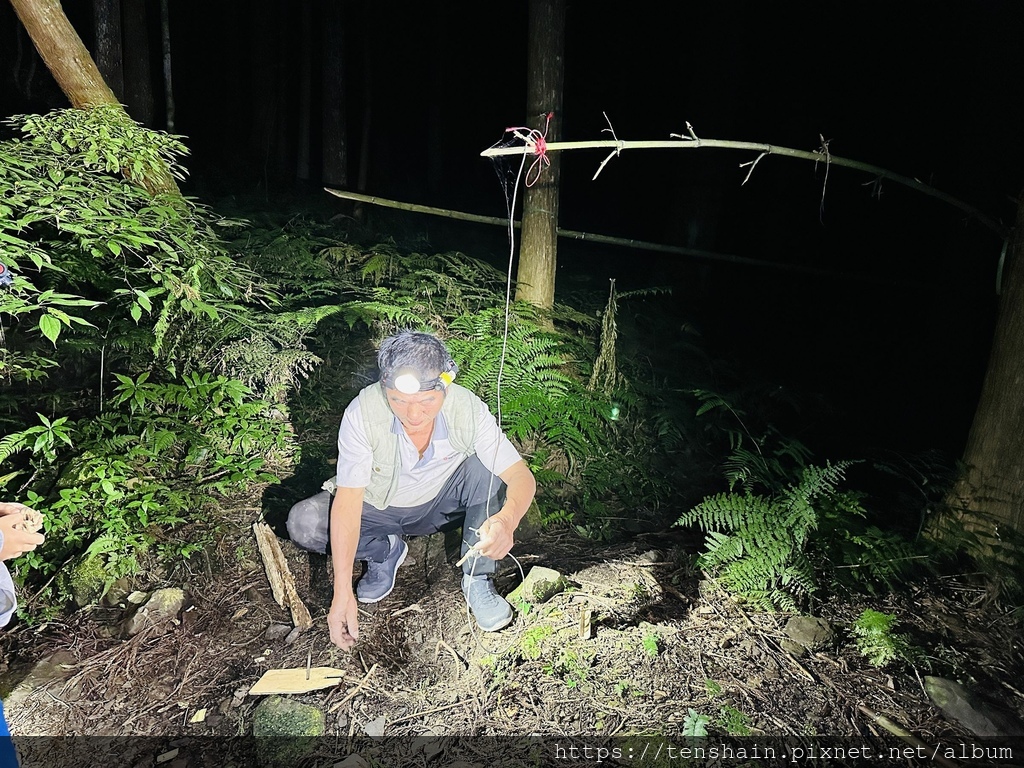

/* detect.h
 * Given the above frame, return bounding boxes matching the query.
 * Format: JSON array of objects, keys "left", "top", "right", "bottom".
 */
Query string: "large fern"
[{"left": 677, "top": 461, "right": 855, "bottom": 611}]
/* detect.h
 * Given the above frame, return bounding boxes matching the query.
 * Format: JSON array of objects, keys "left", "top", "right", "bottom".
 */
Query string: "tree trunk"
[
  {"left": 9, "top": 0, "right": 179, "bottom": 196},
  {"left": 92, "top": 0, "right": 123, "bottom": 102},
  {"left": 295, "top": 1, "right": 312, "bottom": 182},
  {"left": 158, "top": 0, "right": 174, "bottom": 132},
  {"left": 10, "top": 0, "right": 119, "bottom": 108},
  {"left": 515, "top": 0, "right": 566, "bottom": 319},
  {"left": 948, "top": 195, "right": 1024, "bottom": 549},
  {"left": 121, "top": 0, "right": 154, "bottom": 126},
  {"left": 321, "top": 0, "right": 347, "bottom": 188}
]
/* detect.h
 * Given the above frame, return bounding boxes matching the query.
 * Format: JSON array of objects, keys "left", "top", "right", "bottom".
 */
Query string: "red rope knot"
[{"left": 505, "top": 112, "right": 554, "bottom": 187}]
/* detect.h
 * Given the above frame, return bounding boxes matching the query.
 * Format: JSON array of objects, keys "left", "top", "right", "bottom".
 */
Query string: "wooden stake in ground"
[{"left": 252, "top": 521, "right": 313, "bottom": 630}]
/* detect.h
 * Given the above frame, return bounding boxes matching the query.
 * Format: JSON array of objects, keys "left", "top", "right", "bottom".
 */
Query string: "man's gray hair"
[{"left": 377, "top": 331, "right": 456, "bottom": 391}]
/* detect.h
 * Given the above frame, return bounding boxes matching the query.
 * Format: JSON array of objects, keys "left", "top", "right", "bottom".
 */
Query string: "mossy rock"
[
  {"left": 507, "top": 566, "right": 567, "bottom": 605},
  {"left": 57, "top": 553, "right": 109, "bottom": 608},
  {"left": 252, "top": 695, "right": 325, "bottom": 766}
]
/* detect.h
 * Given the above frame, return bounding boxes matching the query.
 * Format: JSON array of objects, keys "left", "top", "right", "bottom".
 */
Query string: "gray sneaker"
[
  {"left": 462, "top": 574, "right": 513, "bottom": 631},
  {"left": 356, "top": 535, "right": 408, "bottom": 603}
]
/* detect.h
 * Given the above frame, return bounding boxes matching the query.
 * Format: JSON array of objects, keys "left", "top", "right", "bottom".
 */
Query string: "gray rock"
[
  {"left": 362, "top": 715, "right": 387, "bottom": 737},
  {"left": 783, "top": 615, "right": 835, "bottom": 652},
  {"left": 264, "top": 623, "right": 291, "bottom": 641},
  {"left": 925, "top": 676, "right": 1023, "bottom": 738},
  {"left": 2, "top": 651, "right": 77, "bottom": 710},
  {"left": 119, "top": 587, "right": 188, "bottom": 637},
  {"left": 507, "top": 566, "right": 567, "bottom": 605}
]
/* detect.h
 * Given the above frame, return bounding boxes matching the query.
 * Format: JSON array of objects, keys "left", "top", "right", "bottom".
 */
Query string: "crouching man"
[{"left": 287, "top": 331, "right": 536, "bottom": 649}]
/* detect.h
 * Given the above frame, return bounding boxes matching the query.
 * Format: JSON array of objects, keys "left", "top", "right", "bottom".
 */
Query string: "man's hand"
[
  {"left": 475, "top": 513, "right": 515, "bottom": 561},
  {"left": 327, "top": 587, "right": 360, "bottom": 650},
  {"left": 0, "top": 502, "right": 45, "bottom": 561}
]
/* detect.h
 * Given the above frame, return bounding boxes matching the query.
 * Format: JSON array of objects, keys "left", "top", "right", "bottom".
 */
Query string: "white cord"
[{"left": 463, "top": 139, "right": 530, "bottom": 646}]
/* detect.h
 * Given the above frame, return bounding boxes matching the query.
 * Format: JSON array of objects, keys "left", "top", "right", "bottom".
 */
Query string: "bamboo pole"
[
  {"left": 323, "top": 187, "right": 935, "bottom": 288},
  {"left": 480, "top": 136, "right": 1007, "bottom": 239}
]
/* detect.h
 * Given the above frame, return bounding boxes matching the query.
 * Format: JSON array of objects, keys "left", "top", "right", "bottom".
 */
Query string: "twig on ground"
[
  {"left": 389, "top": 698, "right": 471, "bottom": 726},
  {"left": 330, "top": 662, "right": 378, "bottom": 712},
  {"left": 435, "top": 639, "right": 467, "bottom": 673},
  {"left": 391, "top": 603, "right": 423, "bottom": 618},
  {"left": 857, "top": 705, "right": 961, "bottom": 768}
]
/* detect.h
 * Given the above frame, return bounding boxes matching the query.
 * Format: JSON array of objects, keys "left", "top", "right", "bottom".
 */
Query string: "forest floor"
[{"left": 1, "top": 492, "right": 1023, "bottom": 768}]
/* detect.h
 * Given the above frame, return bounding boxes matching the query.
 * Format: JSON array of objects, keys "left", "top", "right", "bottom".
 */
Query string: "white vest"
[{"left": 356, "top": 382, "right": 479, "bottom": 509}]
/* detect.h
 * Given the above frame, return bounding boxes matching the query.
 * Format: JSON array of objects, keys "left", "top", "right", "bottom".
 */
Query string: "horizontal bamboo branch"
[
  {"left": 324, "top": 187, "right": 934, "bottom": 288},
  {"left": 480, "top": 137, "right": 1006, "bottom": 238}
]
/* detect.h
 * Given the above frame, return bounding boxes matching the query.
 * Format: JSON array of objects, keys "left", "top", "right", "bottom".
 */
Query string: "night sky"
[{"left": 3, "top": 1, "right": 1024, "bottom": 464}]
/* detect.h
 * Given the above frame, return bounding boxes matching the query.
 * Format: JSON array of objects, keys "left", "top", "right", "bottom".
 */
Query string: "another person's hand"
[
  {"left": 327, "top": 587, "right": 360, "bottom": 650},
  {"left": 475, "top": 513, "right": 515, "bottom": 561},
  {"left": 0, "top": 503, "right": 45, "bottom": 561}
]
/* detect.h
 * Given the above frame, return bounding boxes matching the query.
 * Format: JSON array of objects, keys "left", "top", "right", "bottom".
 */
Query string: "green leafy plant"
[
  {"left": 0, "top": 107, "right": 319, "bottom": 616},
  {"left": 676, "top": 462, "right": 855, "bottom": 611},
  {"left": 641, "top": 632, "right": 660, "bottom": 657},
  {"left": 679, "top": 387, "right": 935, "bottom": 607},
  {"left": 851, "top": 609, "right": 919, "bottom": 668},
  {"left": 716, "top": 704, "right": 752, "bottom": 736},
  {"left": 682, "top": 708, "right": 710, "bottom": 739},
  {"left": 519, "top": 625, "right": 554, "bottom": 660},
  {"left": 542, "top": 647, "right": 594, "bottom": 689}
]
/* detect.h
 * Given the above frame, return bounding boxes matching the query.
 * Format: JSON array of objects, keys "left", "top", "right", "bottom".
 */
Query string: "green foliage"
[
  {"left": 542, "top": 647, "right": 594, "bottom": 689},
  {"left": 676, "top": 462, "right": 854, "bottom": 611},
  {"left": 680, "top": 387, "right": 937, "bottom": 607},
  {"left": 851, "top": 609, "right": 920, "bottom": 668},
  {"left": 0, "top": 108, "right": 324, "bottom": 616},
  {"left": 641, "top": 632, "right": 660, "bottom": 657},
  {"left": 6, "top": 372, "right": 291, "bottom": 609},
  {"left": 681, "top": 708, "right": 710, "bottom": 739},
  {"left": 519, "top": 625, "right": 554, "bottom": 660},
  {"left": 716, "top": 704, "right": 752, "bottom": 736}
]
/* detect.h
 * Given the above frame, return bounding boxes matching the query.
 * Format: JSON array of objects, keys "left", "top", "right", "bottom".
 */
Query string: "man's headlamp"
[{"left": 383, "top": 365, "right": 456, "bottom": 394}]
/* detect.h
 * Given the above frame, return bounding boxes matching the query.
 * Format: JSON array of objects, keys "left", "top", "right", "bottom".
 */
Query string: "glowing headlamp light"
[
  {"left": 393, "top": 373, "right": 422, "bottom": 394},
  {"left": 383, "top": 361, "right": 456, "bottom": 394}
]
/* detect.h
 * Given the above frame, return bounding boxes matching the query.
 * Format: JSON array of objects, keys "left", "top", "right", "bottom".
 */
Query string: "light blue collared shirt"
[{"left": 0, "top": 530, "right": 17, "bottom": 627}]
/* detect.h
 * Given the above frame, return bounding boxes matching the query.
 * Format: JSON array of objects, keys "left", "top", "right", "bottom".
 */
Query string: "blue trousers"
[
  {"left": 287, "top": 455, "right": 505, "bottom": 575},
  {"left": 0, "top": 699, "right": 19, "bottom": 767}
]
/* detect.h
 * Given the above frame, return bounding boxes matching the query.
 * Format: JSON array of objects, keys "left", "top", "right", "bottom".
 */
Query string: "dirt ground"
[{"left": 1, "top": 497, "right": 1023, "bottom": 768}]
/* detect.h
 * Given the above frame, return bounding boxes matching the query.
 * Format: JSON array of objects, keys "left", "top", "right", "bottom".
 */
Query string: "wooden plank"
[
  {"left": 252, "top": 522, "right": 313, "bottom": 629},
  {"left": 249, "top": 666, "right": 348, "bottom": 696}
]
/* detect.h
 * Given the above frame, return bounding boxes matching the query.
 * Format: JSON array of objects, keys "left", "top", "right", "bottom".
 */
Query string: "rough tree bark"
[
  {"left": 9, "top": 0, "right": 180, "bottom": 196},
  {"left": 948, "top": 194, "right": 1024, "bottom": 550},
  {"left": 514, "top": 0, "right": 566, "bottom": 317},
  {"left": 91, "top": 0, "right": 123, "bottom": 101}
]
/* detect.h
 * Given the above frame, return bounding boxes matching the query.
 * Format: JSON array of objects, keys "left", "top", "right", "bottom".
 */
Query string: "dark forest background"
[{"left": 4, "top": 1, "right": 1024, "bottom": 463}]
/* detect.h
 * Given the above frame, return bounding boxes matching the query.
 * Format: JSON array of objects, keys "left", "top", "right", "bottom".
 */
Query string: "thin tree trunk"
[
  {"left": 159, "top": 0, "right": 174, "bottom": 132},
  {"left": 353, "top": 9, "right": 371, "bottom": 221},
  {"left": 9, "top": 0, "right": 179, "bottom": 196},
  {"left": 321, "top": 0, "right": 347, "bottom": 187},
  {"left": 92, "top": 0, "right": 123, "bottom": 102},
  {"left": 295, "top": 1, "right": 312, "bottom": 182},
  {"left": 948, "top": 194, "right": 1024, "bottom": 552},
  {"left": 515, "top": 0, "right": 566, "bottom": 319},
  {"left": 427, "top": 6, "right": 451, "bottom": 201},
  {"left": 122, "top": 0, "right": 154, "bottom": 126}
]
